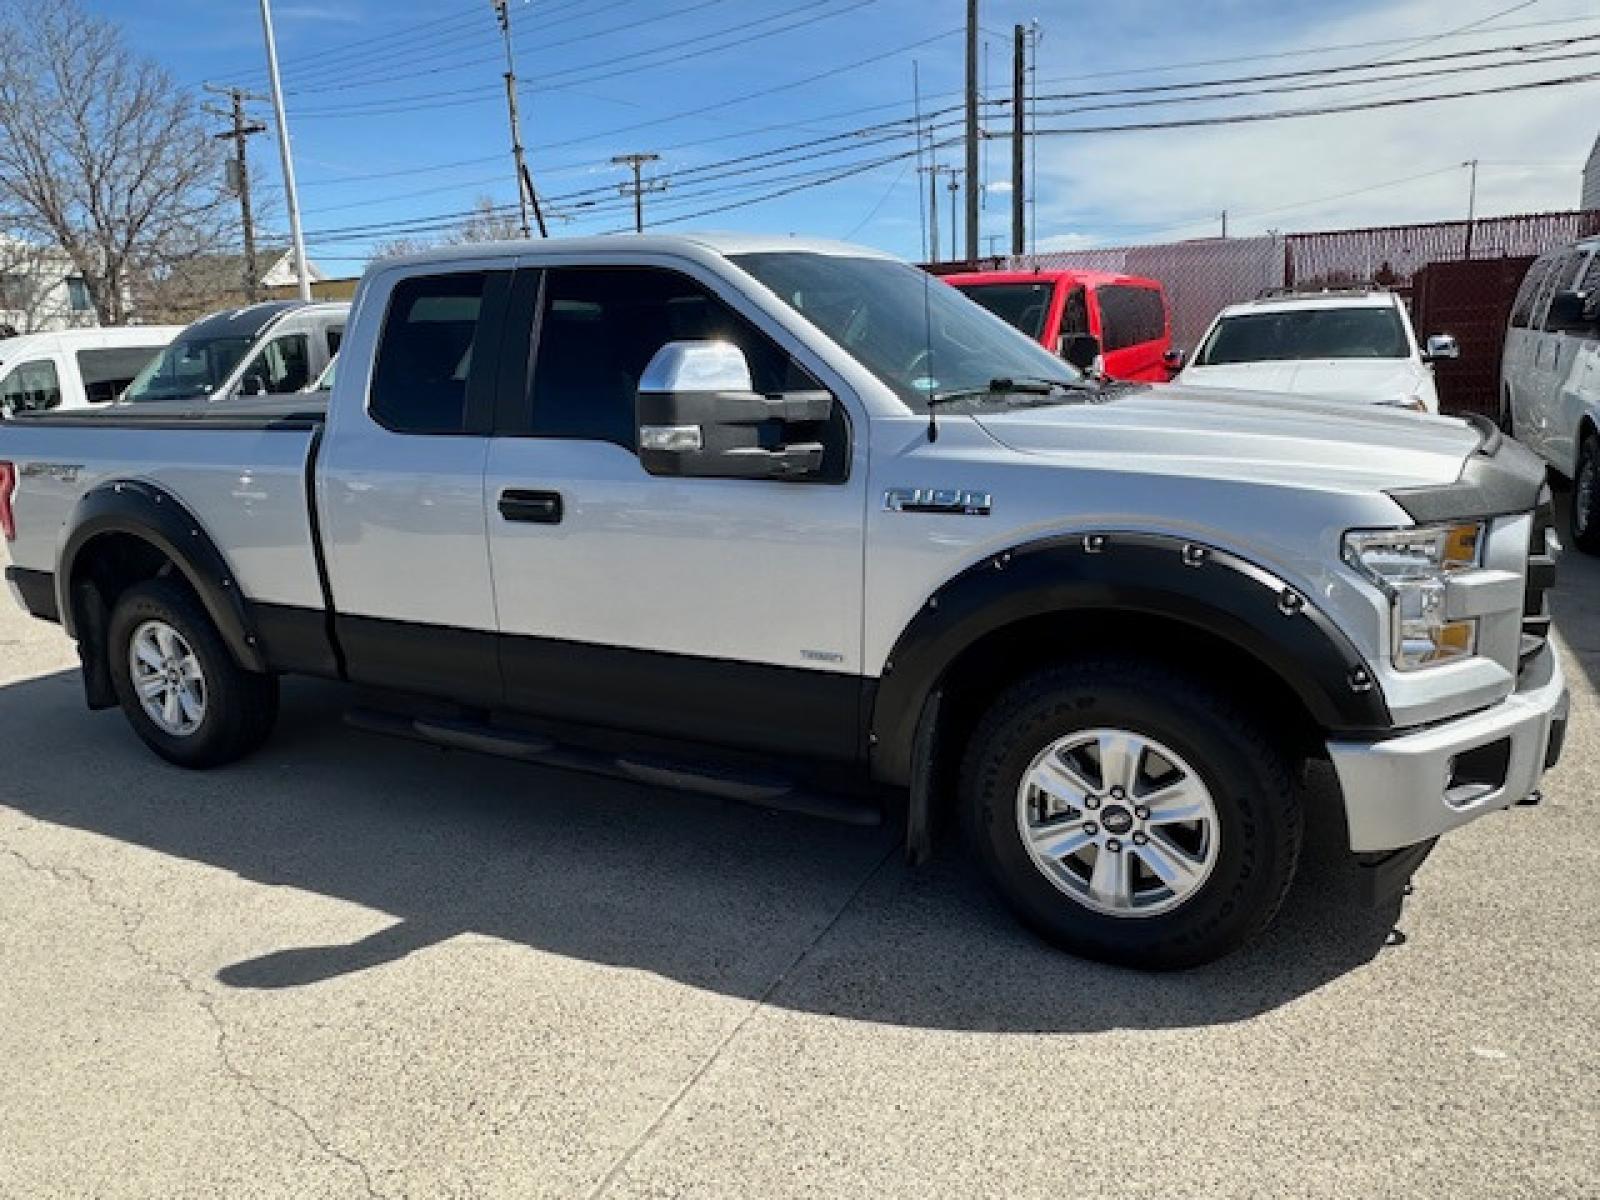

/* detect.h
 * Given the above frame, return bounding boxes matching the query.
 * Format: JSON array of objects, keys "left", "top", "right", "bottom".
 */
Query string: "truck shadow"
[
  {"left": 1550, "top": 488, "right": 1600, "bottom": 694},
  {"left": 0, "top": 668, "right": 1402, "bottom": 1034}
]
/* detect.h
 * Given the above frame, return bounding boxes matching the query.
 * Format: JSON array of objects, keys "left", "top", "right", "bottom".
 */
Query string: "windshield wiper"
[{"left": 931, "top": 375, "right": 1088, "bottom": 406}]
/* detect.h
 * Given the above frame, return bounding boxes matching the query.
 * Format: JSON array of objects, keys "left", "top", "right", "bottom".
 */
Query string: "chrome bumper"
[{"left": 1327, "top": 645, "right": 1568, "bottom": 853}]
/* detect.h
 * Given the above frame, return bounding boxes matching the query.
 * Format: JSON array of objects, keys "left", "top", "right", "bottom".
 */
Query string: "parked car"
[
  {"left": 0, "top": 234, "right": 1565, "bottom": 969},
  {"left": 122, "top": 300, "right": 348, "bottom": 405},
  {"left": 0, "top": 326, "right": 183, "bottom": 417},
  {"left": 1500, "top": 235, "right": 1600, "bottom": 550},
  {"left": 1178, "top": 288, "right": 1457, "bottom": 412},
  {"left": 944, "top": 268, "right": 1177, "bottom": 381}
]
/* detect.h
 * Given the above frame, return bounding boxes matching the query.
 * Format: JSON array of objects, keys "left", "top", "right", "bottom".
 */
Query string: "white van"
[
  {"left": 123, "top": 301, "right": 348, "bottom": 405},
  {"left": 0, "top": 326, "right": 182, "bottom": 417},
  {"left": 1501, "top": 235, "right": 1600, "bottom": 549}
]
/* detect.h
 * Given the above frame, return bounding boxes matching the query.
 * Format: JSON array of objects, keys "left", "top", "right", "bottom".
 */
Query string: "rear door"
[
  {"left": 316, "top": 264, "right": 513, "bottom": 704},
  {"left": 483, "top": 261, "right": 867, "bottom": 759},
  {"left": 1091, "top": 283, "right": 1169, "bottom": 381}
]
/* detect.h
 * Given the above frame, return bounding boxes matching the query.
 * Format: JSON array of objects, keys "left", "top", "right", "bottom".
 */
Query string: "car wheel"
[
  {"left": 961, "top": 658, "right": 1302, "bottom": 970},
  {"left": 108, "top": 578, "right": 279, "bottom": 768},
  {"left": 1572, "top": 436, "right": 1600, "bottom": 555}
]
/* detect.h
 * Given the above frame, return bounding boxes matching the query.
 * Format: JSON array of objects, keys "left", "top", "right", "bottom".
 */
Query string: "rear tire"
[
  {"left": 1571, "top": 436, "right": 1600, "bottom": 555},
  {"left": 961, "top": 658, "right": 1301, "bottom": 970},
  {"left": 108, "top": 579, "right": 279, "bottom": 768}
]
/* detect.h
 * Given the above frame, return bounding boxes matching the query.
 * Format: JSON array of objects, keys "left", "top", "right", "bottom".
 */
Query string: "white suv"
[
  {"left": 1178, "top": 289, "right": 1457, "bottom": 413},
  {"left": 1501, "top": 235, "right": 1600, "bottom": 551}
]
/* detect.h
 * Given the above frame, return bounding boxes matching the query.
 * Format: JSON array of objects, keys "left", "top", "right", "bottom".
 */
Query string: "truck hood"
[
  {"left": 969, "top": 383, "right": 1480, "bottom": 493},
  {"left": 1176, "top": 359, "right": 1425, "bottom": 404}
]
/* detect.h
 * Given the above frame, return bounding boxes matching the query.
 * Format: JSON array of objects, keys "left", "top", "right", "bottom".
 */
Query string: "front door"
[{"left": 483, "top": 263, "right": 867, "bottom": 760}]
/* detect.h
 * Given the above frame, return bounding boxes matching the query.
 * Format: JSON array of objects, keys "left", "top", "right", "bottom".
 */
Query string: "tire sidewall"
[
  {"left": 966, "top": 667, "right": 1296, "bottom": 968},
  {"left": 108, "top": 581, "right": 240, "bottom": 766}
]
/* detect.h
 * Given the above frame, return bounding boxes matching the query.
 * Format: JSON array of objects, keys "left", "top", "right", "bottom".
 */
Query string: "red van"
[{"left": 944, "top": 269, "right": 1177, "bottom": 382}]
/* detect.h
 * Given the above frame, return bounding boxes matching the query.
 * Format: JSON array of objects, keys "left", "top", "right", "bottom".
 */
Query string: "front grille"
[{"left": 1521, "top": 485, "right": 1557, "bottom": 672}]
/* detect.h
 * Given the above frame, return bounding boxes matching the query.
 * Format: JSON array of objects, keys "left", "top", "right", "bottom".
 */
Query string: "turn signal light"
[{"left": 0, "top": 462, "right": 15, "bottom": 541}]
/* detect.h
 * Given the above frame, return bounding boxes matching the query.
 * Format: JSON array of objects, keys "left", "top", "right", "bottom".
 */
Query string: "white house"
[
  {"left": 0, "top": 238, "right": 98, "bottom": 335},
  {"left": 1584, "top": 131, "right": 1600, "bottom": 212},
  {"left": 259, "top": 249, "right": 327, "bottom": 290}
]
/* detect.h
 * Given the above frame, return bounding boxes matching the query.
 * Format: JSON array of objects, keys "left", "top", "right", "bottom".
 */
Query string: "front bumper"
[{"left": 1328, "top": 643, "right": 1567, "bottom": 853}]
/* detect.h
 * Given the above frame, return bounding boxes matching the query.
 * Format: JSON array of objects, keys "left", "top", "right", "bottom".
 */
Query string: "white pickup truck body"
[{"left": 0, "top": 235, "right": 1567, "bottom": 968}]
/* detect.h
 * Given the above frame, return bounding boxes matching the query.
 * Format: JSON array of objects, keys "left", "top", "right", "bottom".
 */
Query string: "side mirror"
[
  {"left": 1162, "top": 347, "right": 1187, "bottom": 373},
  {"left": 636, "top": 340, "right": 834, "bottom": 482},
  {"left": 1060, "top": 332, "right": 1101, "bottom": 372},
  {"left": 1423, "top": 333, "right": 1460, "bottom": 363},
  {"left": 1545, "top": 291, "right": 1591, "bottom": 332}
]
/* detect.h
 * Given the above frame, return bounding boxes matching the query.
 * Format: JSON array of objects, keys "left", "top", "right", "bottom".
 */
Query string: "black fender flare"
[
  {"left": 870, "top": 531, "right": 1391, "bottom": 789},
  {"left": 57, "top": 479, "right": 266, "bottom": 673}
]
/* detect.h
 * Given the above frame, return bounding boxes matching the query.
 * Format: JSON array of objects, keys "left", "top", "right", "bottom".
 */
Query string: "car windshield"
[
  {"left": 950, "top": 281, "right": 1053, "bottom": 340},
  {"left": 731, "top": 252, "right": 1082, "bottom": 410},
  {"left": 123, "top": 333, "right": 255, "bottom": 402},
  {"left": 1196, "top": 306, "right": 1409, "bottom": 365}
]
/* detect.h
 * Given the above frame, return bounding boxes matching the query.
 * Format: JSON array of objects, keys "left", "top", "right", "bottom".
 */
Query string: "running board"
[{"left": 344, "top": 708, "right": 881, "bottom": 826}]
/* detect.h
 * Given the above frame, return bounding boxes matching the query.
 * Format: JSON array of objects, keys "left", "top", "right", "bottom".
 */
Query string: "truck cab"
[{"left": 943, "top": 268, "right": 1175, "bottom": 381}]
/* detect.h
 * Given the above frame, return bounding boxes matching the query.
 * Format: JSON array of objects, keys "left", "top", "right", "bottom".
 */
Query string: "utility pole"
[
  {"left": 964, "top": 0, "right": 980, "bottom": 263},
  {"left": 920, "top": 132, "right": 943, "bottom": 263},
  {"left": 1011, "top": 23, "right": 1025, "bottom": 255},
  {"left": 1027, "top": 21, "right": 1042, "bottom": 255},
  {"left": 612, "top": 153, "right": 665, "bottom": 233},
  {"left": 1221, "top": 210, "right": 1228, "bottom": 239},
  {"left": 943, "top": 168, "right": 962, "bottom": 263},
  {"left": 1463, "top": 158, "right": 1479, "bottom": 257},
  {"left": 259, "top": 0, "right": 311, "bottom": 302},
  {"left": 492, "top": 0, "right": 548, "bottom": 237},
  {"left": 204, "top": 84, "right": 268, "bottom": 302}
]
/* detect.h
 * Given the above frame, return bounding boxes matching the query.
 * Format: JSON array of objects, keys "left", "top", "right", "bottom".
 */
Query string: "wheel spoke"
[
  {"left": 1027, "top": 820, "right": 1094, "bottom": 861},
  {"left": 155, "top": 625, "right": 179, "bottom": 661},
  {"left": 1087, "top": 845, "right": 1133, "bottom": 909},
  {"left": 134, "top": 637, "right": 164, "bottom": 670},
  {"left": 1140, "top": 780, "right": 1209, "bottom": 825},
  {"left": 178, "top": 655, "right": 202, "bottom": 682},
  {"left": 161, "top": 686, "right": 182, "bottom": 728},
  {"left": 1133, "top": 831, "right": 1206, "bottom": 893},
  {"left": 177, "top": 686, "right": 203, "bottom": 725},
  {"left": 1028, "top": 759, "right": 1093, "bottom": 812},
  {"left": 137, "top": 675, "right": 166, "bottom": 700},
  {"left": 1096, "top": 731, "right": 1142, "bottom": 793}
]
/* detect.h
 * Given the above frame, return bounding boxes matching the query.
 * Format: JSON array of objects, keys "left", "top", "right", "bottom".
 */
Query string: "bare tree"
[
  {"left": 369, "top": 197, "right": 523, "bottom": 265},
  {"left": 0, "top": 1, "right": 231, "bottom": 325}
]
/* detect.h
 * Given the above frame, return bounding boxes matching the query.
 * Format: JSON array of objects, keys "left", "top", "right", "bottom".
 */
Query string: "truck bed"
[{"left": 3, "top": 393, "right": 328, "bottom": 430}]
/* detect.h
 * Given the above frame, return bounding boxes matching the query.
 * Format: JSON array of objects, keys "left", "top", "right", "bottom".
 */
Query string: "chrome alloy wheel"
[
  {"left": 1016, "top": 727, "right": 1221, "bottom": 918},
  {"left": 129, "top": 620, "right": 207, "bottom": 738}
]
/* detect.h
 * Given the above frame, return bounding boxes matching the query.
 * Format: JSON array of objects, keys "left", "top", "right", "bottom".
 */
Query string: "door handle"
[{"left": 498, "top": 489, "right": 563, "bottom": 524}]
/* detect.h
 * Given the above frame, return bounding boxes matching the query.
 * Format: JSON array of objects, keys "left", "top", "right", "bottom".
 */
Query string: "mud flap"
[{"left": 1356, "top": 837, "right": 1438, "bottom": 908}]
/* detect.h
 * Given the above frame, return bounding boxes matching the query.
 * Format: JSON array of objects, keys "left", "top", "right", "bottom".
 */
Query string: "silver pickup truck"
[{"left": 0, "top": 235, "right": 1568, "bottom": 969}]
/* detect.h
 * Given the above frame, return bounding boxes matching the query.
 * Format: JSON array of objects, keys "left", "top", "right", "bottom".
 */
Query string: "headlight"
[{"left": 1342, "top": 522, "right": 1484, "bottom": 671}]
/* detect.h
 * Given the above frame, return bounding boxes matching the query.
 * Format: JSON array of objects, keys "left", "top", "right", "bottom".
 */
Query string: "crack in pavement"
[
  {"left": 582, "top": 841, "right": 902, "bottom": 1200},
  {"left": 1, "top": 842, "right": 391, "bottom": 1200}
]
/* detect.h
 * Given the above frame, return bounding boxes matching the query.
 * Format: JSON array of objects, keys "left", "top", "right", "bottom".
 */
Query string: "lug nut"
[
  {"left": 1134, "top": 806, "right": 1150, "bottom": 821},
  {"left": 1083, "top": 823, "right": 1099, "bottom": 837},
  {"left": 1110, "top": 786, "right": 1125, "bottom": 800},
  {"left": 1084, "top": 796, "right": 1101, "bottom": 810},
  {"left": 1106, "top": 838, "right": 1123, "bottom": 853},
  {"left": 1132, "top": 832, "right": 1148, "bottom": 846}
]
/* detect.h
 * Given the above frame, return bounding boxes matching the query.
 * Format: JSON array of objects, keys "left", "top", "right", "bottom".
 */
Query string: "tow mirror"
[
  {"left": 1162, "top": 347, "right": 1187, "bottom": 373},
  {"left": 1060, "top": 332, "right": 1101, "bottom": 372},
  {"left": 1423, "top": 333, "right": 1460, "bottom": 362},
  {"left": 636, "top": 340, "right": 834, "bottom": 482}
]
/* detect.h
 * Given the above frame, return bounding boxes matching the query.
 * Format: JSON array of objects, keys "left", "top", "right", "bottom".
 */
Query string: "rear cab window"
[{"left": 370, "top": 270, "right": 508, "bottom": 435}]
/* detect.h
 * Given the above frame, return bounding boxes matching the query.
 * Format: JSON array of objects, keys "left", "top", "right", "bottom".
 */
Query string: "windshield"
[
  {"left": 951, "top": 281, "right": 1053, "bottom": 340},
  {"left": 731, "top": 253, "right": 1081, "bottom": 410},
  {"left": 1196, "top": 306, "right": 1409, "bottom": 365},
  {"left": 124, "top": 333, "right": 254, "bottom": 402}
]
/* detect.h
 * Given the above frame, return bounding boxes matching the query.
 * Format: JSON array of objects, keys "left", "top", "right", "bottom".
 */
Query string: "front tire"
[
  {"left": 961, "top": 658, "right": 1302, "bottom": 969},
  {"left": 1571, "top": 436, "right": 1600, "bottom": 555},
  {"left": 108, "top": 579, "right": 279, "bottom": 768}
]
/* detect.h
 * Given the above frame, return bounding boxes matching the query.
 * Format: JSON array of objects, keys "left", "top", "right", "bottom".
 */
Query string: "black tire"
[
  {"left": 1571, "top": 436, "right": 1600, "bottom": 555},
  {"left": 960, "top": 658, "right": 1302, "bottom": 970},
  {"left": 108, "top": 578, "right": 279, "bottom": 768}
]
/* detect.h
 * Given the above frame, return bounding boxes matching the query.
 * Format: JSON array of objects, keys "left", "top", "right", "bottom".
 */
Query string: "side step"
[{"left": 345, "top": 708, "right": 881, "bottom": 827}]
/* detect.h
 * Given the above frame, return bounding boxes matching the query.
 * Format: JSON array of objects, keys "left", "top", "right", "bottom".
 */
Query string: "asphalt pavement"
[{"left": 2, "top": 521, "right": 1596, "bottom": 1199}]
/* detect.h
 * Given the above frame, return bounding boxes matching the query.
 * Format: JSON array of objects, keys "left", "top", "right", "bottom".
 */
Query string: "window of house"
[
  {"left": 66, "top": 277, "right": 92, "bottom": 313},
  {"left": 0, "top": 358, "right": 62, "bottom": 414},
  {"left": 370, "top": 271, "right": 494, "bottom": 434},
  {"left": 76, "top": 346, "right": 164, "bottom": 404},
  {"left": 528, "top": 267, "right": 815, "bottom": 449},
  {"left": 1095, "top": 285, "right": 1166, "bottom": 351}
]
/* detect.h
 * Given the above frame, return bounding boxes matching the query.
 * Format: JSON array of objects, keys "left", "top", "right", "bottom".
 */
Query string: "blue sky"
[{"left": 92, "top": 0, "right": 1600, "bottom": 274}]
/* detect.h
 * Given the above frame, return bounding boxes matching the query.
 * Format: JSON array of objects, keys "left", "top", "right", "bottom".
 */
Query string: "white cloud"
[{"left": 1023, "top": 0, "right": 1600, "bottom": 250}]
